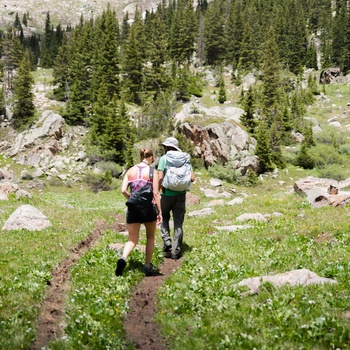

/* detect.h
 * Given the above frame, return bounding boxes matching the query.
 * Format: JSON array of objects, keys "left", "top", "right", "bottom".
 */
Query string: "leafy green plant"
[
  {"left": 84, "top": 170, "right": 115, "bottom": 193},
  {"left": 316, "top": 163, "right": 348, "bottom": 181},
  {"left": 308, "top": 143, "right": 342, "bottom": 168},
  {"left": 94, "top": 161, "right": 123, "bottom": 178},
  {"left": 207, "top": 162, "right": 238, "bottom": 183}
]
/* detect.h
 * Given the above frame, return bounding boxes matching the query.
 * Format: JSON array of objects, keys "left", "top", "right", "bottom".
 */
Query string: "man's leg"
[
  {"left": 160, "top": 195, "right": 174, "bottom": 250},
  {"left": 171, "top": 193, "right": 186, "bottom": 258}
]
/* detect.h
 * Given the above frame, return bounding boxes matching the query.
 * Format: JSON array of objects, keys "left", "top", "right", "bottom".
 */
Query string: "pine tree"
[
  {"left": 22, "top": 13, "right": 28, "bottom": 27},
  {"left": 121, "top": 11, "right": 144, "bottom": 104},
  {"left": 0, "top": 87, "right": 5, "bottom": 117},
  {"left": 239, "top": 4, "right": 259, "bottom": 71},
  {"left": 303, "top": 123, "right": 316, "bottom": 147},
  {"left": 14, "top": 13, "right": 22, "bottom": 32},
  {"left": 204, "top": 0, "right": 227, "bottom": 65},
  {"left": 53, "top": 33, "right": 69, "bottom": 101},
  {"left": 218, "top": 75, "right": 226, "bottom": 103},
  {"left": 305, "top": 37, "right": 318, "bottom": 70},
  {"left": 290, "top": 87, "right": 306, "bottom": 131},
  {"left": 260, "top": 26, "right": 282, "bottom": 123},
  {"left": 296, "top": 142, "right": 314, "bottom": 169},
  {"left": 144, "top": 8, "right": 171, "bottom": 95},
  {"left": 285, "top": 1, "right": 308, "bottom": 75},
  {"left": 40, "top": 12, "right": 54, "bottom": 68},
  {"left": 169, "top": 0, "right": 197, "bottom": 64},
  {"left": 225, "top": 0, "right": 243, "bottom": 68},
  {"left": 63, "top": 19, "right": 95, "bottom": 124},
  {"left": 255, "top": 121, "right": 274, "bottom": 174},
  {"left": 12, "top": 51, "right": 35, "bottom": 129},
  {"left": 269, "top": 110, "right": 286, "bottom": 168},
  {"left": 331, "top": 0, "right": 349, "bottom": 72},
  {"left": 174, "top": 64, "right": 191, "bottom": 101},
  {"left": 196, "top": 9, "right": 205, "bottom": 65},
  {"left": 87, "top": 82, "right": 130, "bottom": 163},
  {"left": 92, "top": 5, "right": 120, "bottom": 100},
  {"left": 240, "top": 86, "right": 257, "bottom": 134},
  {"left": 100, "top": 97, "right": 128, "bottom": 163},
  {"left": 2, "top": 30, "right": 23, "bottom": 91},
  {"left": 120, "top": 12, "right": 130, "bottom": 49}
]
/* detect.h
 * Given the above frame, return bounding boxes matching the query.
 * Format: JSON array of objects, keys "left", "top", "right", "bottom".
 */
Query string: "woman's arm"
[
  {"left": 152, "top": 169, "right": 162, "bottom": 224},
  {"left": 121, "top": 171, "right": 130, "bottom": 199}
]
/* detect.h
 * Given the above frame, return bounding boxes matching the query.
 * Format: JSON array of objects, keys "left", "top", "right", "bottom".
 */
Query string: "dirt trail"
[
  {"left": 29, "top": 217, "right": 180, "bottom": 349},
  {"left": 124, "top": 257, "right": 182, "bottom": 349},
  {"left": 29, "top": 219, "right": 109, "bottom": 350}
]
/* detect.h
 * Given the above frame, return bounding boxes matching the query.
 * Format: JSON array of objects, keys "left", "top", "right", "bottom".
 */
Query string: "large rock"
[
  {"left": 319, "top": 67, "right": 340, "bottom": 84},
  {"left": 179, "top": 121, "right": 258, "bottom": 175},
  {"left": 11, "top": 110, "right": 65, "bottom": 156},
  {"left": 294, "top": 176, "right": 350, "bottom": 207},
  {"left": 238, "top": 268, "right": 337, "bottom": 293},
  {"left": 174, "top": 100, "right": 244, "bottom": 124},
  {"left": 0, "top": 168, "right": 16, "bottom": 182},
  {"left": 2, "top": 204, "right": 52, "bottom": 231}
]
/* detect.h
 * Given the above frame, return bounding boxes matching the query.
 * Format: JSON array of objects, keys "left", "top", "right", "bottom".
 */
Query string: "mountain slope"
[{"left": 1, "top": 0, "right": 162, "bottom": 29}]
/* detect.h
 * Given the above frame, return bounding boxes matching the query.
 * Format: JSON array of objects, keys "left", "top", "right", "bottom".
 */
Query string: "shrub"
[
  {"left": 308, "top": 144, "right": 342, "bottom": 168},
  {"left": 207, "top": 163, "right": 238, "bottom": 183},
  {"left": 85, "top": 170, "right": 114, "bottom": 193},
  {"left": 94, "top": 161, "right": 123, "bottom": 178},
  {"left": 295, "top": 144, "right": 315, "bottom": 169},
  {"left": 240, "top": 168, "right": 259, "bottom": 186},
  {"left": 315, "top": 127, "right": 347, "bottom": 147},
  {"left": 339, "top": 144, "right": 350, "bottom": 155},
  {"left": 316, "top": 164, "right": 348, "bottom": 181}
]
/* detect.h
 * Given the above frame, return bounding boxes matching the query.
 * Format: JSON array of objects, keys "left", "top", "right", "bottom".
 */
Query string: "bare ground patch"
[
  {"left": 124, "top": 257, "right": 182, "bottom": 350},
  {"left": 30, "top": 217, "right": 124, "bottom": 349},
  {"left": 29, "top": 214, "right": 181, "bottom": 350}
]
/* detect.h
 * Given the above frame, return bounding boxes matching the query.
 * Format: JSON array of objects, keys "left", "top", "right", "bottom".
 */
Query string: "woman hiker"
[{"left": 116, "top": 148, "right": 162, "bottom": 277}]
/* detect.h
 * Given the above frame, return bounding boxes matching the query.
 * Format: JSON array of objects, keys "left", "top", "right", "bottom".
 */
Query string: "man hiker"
[{"left": 157, "top": 137, "right": 195, "bottom": 259}]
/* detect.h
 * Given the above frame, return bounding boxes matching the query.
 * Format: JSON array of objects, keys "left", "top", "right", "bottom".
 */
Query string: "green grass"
[
  {"left": 156, "top": 171, "right": 350, "bottom": 350},
  {"left": 32, "top": 68, "right": 55, "bottom": 85},
  {"left": 1, "top": 163, "right": 350, "bottom": 349},
  {"left": 1, "top": 77, "right": 350, "bottom": 349}
]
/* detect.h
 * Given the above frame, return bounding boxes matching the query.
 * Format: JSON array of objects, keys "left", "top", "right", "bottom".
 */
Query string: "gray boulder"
[
  {"left": 294, "top": 176, "right": 350, "bottom": 207},
  {"left": 238, "top": 268, "right": 337, "bottom": 294},
  {"left": 11, "top": 110, "right": 65, "bottom": 156},
  {"left": 179, "top": 121, "right": 257, "bottom": 175},
  {"left": 2, "top": 204, "right": 52, "bottom": 231}
]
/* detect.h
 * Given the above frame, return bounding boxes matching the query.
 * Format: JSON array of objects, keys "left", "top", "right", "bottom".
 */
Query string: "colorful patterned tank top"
[{"left": 128, "top": 165, "right": 153, "bottom": 195}]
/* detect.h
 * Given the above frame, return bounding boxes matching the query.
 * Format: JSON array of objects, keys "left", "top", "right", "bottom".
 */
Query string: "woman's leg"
[
  {"left": 144, "top": 221, "right": 156, "bottom": 265},
  {"left": 122, "top": 223, "right": 141, "bottom": 259}
]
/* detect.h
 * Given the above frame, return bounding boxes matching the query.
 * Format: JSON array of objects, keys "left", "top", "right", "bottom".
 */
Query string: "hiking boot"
[
  {"left": 171, "top": 249, "right": 182, "bottom": 260},
  {"left": 115, "top": 257, "right": 126, "bottom": 277},
  {"left": 163, "top": 240, "right": 172, "bottom": 252},
  {"left": 163, "top": 240, "right": 172, "bottom": 258},
  {"left": 143, "top": 263, "right": 156, "bottom": 276}
]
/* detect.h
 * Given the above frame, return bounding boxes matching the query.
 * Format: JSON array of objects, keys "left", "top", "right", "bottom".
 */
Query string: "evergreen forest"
[{"left": 0, "top": 0, "right": 349, "bottom": 172}]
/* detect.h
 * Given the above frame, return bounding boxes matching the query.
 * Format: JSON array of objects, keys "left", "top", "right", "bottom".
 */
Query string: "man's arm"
[{"left": 157, "top": 155, "right": 165, "bottom": 189}]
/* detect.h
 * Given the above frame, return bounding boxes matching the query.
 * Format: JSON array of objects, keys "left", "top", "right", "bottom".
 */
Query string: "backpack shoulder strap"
[{"left": 149, "top": 166, "right": 154, "bottom": 180}]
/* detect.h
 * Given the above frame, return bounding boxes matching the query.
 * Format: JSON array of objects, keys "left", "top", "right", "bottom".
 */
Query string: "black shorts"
[{"left": 126, "top": 204, "right": 157, "bottom": 224}]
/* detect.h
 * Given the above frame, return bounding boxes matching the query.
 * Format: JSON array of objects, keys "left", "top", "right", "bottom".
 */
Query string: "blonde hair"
[{"left": 140, "top": 148, "right": 153, "bottom": 161}]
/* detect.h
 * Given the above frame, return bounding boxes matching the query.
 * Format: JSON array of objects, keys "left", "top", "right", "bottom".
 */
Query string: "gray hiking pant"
[{"left": 160, "top": 193, "right": 186, "bottom": 253}]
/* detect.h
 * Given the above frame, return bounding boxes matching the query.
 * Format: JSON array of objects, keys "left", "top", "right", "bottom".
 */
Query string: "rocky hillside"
[{"left": 1, "top": 0, "right": 162, "bottom": 30}]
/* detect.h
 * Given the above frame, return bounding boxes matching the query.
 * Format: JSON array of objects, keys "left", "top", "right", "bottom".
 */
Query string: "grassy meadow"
[
  {"left": 0, "top": 162, "right": 350, "bottom": 349},
  {"left": 1, "top": 76, "right": 350, "bottom": 349}
]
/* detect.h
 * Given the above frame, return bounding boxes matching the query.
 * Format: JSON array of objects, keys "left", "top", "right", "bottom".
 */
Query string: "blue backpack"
[{"left": 162, "top": 151, "right": 192, "bottom": 192}]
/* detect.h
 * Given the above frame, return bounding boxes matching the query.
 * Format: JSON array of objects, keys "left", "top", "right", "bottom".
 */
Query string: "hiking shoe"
[
  {"left": 115, "top": 257, "right": 126, "bottom": 277},
  {"left": 171, "top": 250, "right": 182, "bottom": 260},
  {"left": 143, "top": 263, "right": 156, "bottom": 276},
  {"left": 163, "top": 240, "right": 172, "bottom": 258},
  {"left": 163, "top": 240, "right": 172, "bottom": 252}
]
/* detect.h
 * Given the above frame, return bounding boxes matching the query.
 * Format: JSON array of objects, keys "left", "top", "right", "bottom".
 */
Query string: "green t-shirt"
[{"left": 158, "top": 154, "right": 189, "bottom": 196}]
